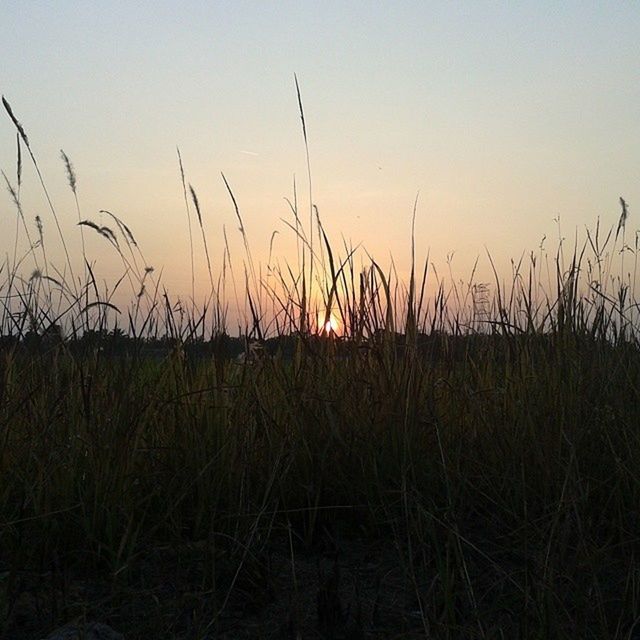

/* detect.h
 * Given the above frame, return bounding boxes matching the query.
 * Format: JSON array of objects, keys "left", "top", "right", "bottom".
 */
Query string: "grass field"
[{"left": 1, "top": 97, "right": 640, "bottom": 639}]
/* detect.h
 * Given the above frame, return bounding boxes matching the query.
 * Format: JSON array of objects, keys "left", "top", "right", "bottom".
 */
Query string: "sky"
[{"left": 1, "top": 1, "right": 639, "bottom": 326}]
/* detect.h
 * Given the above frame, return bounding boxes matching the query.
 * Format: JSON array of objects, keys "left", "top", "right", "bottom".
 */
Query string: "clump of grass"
[{"left": 1, "top": 96, "right": 639, "bottom": 639}]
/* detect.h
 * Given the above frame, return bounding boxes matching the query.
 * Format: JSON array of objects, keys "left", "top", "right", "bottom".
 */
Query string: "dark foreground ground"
[
  {"left": 6, "top": 534, "right": 444, "bottom": 639},
  {"left": 7, "top": 522, "right": 638, "bottom": 640}
]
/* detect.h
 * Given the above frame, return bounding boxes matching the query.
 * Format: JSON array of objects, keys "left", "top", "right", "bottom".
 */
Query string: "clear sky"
[{"left": 1, "top": 1, "right": 639, "bottom": 322}]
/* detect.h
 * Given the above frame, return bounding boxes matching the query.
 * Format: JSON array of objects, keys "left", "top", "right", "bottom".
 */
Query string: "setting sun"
[{"left": 319, "top": 312, "right": 340, "bottom": 335}]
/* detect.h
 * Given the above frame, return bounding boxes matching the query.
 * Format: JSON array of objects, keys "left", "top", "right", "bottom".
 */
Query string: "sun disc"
[{"left": 319, "top": 313, "right": 339, "bottom": 334}]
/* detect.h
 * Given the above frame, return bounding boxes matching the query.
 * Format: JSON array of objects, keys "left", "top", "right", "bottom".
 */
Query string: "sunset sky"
[{"left": 1, "top": 2, "right": 639, "bottom": 325}]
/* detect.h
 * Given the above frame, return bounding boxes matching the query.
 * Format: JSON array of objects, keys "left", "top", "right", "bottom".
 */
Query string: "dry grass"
[{"left": 0, "top": 95, "right": 639, "bottom": 639}]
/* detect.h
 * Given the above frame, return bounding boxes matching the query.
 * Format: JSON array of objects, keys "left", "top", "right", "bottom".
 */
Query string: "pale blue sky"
[{"left": 1, "top": 1, "right": 639, "bottom": 307}]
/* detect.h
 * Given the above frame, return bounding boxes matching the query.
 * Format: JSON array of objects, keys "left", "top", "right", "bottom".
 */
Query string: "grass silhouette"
[{"left": 1, "top": 94, "right": 639, "bottom": 639}]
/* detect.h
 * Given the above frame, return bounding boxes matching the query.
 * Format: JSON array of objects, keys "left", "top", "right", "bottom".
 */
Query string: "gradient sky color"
[{"left": 1, "top": 1, "right": 639, "bottom": 313}]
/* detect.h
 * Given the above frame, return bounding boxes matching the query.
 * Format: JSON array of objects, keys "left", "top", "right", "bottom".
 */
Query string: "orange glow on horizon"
[{"left": 318, "top": 312, "right": 340, "bottom": 335}]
